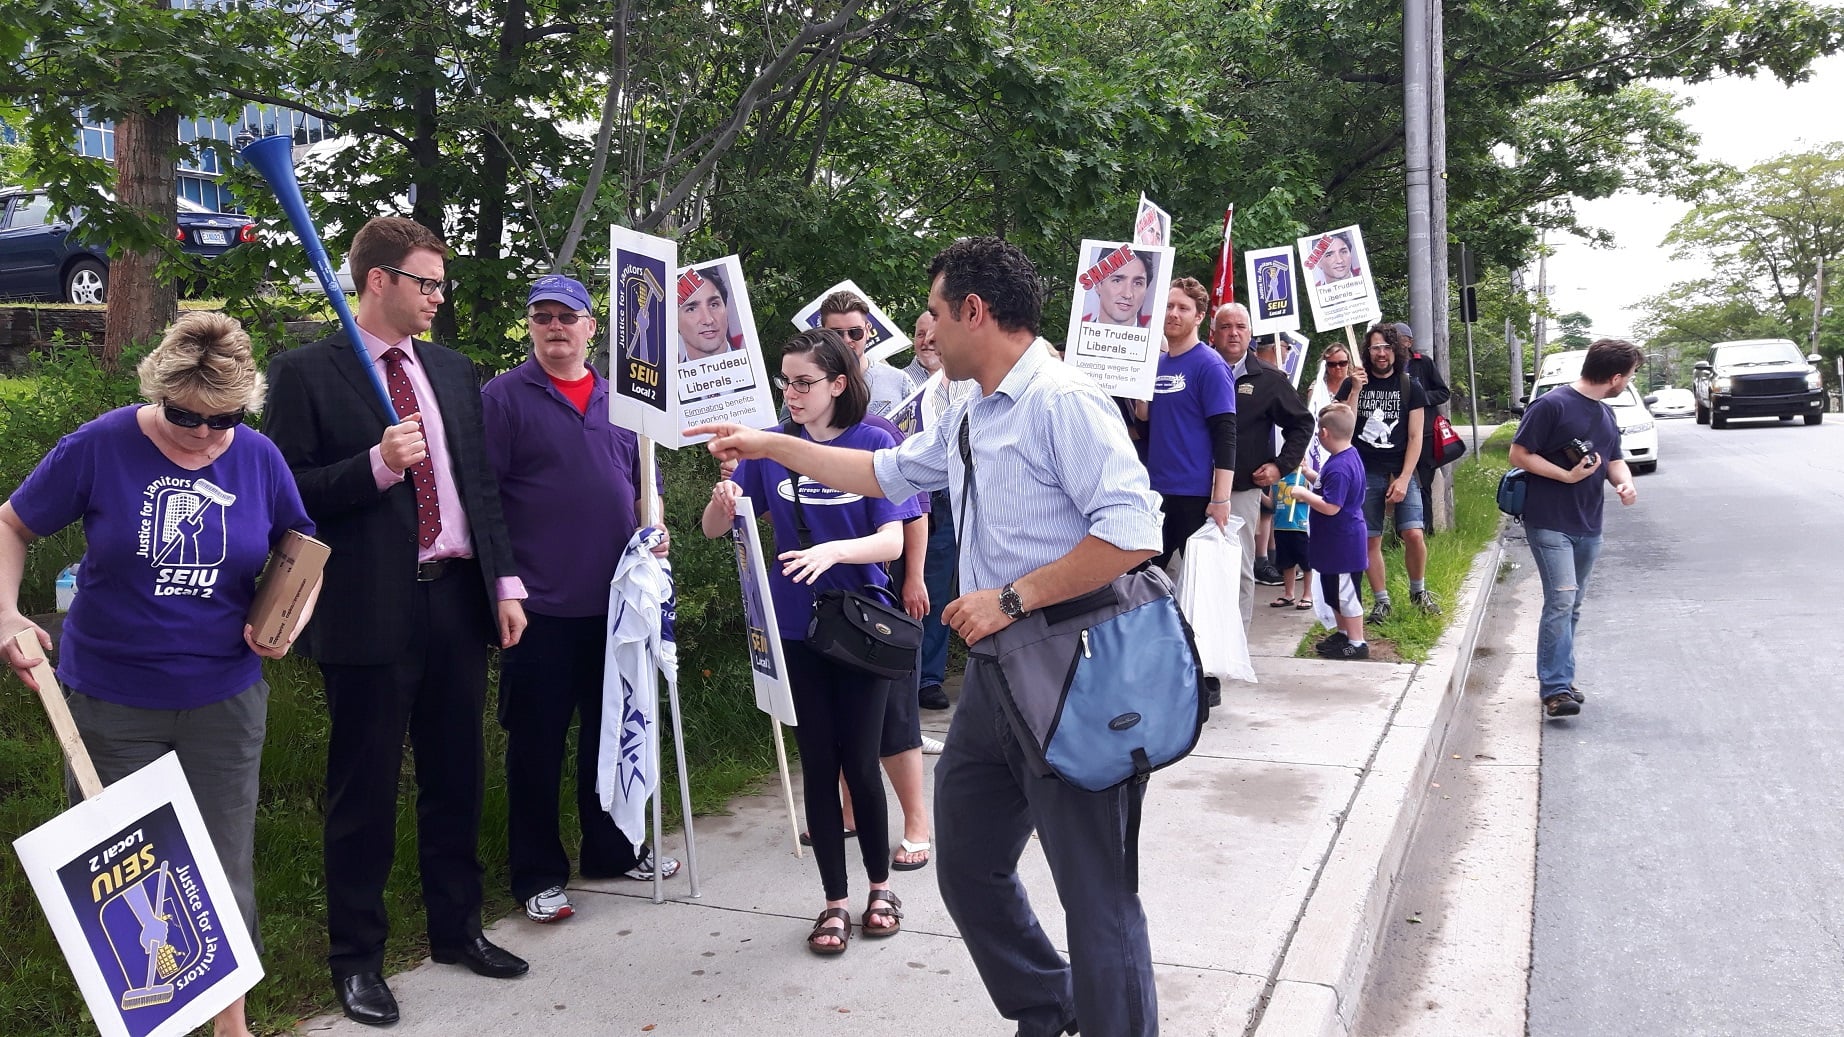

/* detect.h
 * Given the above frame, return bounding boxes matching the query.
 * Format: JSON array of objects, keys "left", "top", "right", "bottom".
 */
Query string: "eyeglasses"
[
  {"left": 378, "top": 264, "right": 449, "bottom": 297},
  {"left": 1325, "top": 361, "right": 1350, "bottom": 369},
  {"left": 163, "top": 402, "right": 245, "bottom": 430},
  {"left": 773, "top": 375, "right": 832, "bottom": 394},
  {"left": 826, "top": 326, "right": 867, "bottom": 342},
  {"left": 529, "top": 311, "right": 586, "bottom": 326}
]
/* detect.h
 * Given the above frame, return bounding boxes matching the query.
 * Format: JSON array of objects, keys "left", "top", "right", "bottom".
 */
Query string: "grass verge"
[{"left": 1296, "top": 422, "right": 1515, "bottom": 662}]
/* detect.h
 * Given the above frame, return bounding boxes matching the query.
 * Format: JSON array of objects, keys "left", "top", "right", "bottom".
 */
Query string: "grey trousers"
[
  {"left": 934, "top": 657, "right": 1156, "bottom": 1037},
  {"left": 1231, "top": 487, "right": 1264, "bottom": 628},
  {"left": 66, "top": 681, "right": 269, "bottom": 946}
]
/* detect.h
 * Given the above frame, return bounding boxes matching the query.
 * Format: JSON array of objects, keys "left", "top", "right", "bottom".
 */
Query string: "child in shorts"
[
  {"left": 1269, "top": 469, "right": 1313, "bottom": 610},
  {"left": 1288, "top": 403, "right": 1371, "bottom": 660}
]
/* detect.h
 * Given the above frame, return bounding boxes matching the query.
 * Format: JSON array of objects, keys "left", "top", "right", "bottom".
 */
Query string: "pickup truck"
[{"left": 1692, "top": 338, "right": 1826, "bottom": 429}]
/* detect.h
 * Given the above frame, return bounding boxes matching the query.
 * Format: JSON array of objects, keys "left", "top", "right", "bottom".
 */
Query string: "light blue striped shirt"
[{"left": 873, "top": 344, "right": 1164, "bottom": 593}]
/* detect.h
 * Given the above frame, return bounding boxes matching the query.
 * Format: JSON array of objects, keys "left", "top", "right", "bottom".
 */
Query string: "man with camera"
[{"left": 1507, "top": 338, "right": 1641, "bottom": 719}]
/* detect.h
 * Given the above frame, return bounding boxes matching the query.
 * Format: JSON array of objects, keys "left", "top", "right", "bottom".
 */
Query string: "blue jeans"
[
  {"left": 920, "top": 491, "right": 958, "bottom": 689},
  {"left": 1527, "top": 527, "right": 1603, "bottom": 700}
]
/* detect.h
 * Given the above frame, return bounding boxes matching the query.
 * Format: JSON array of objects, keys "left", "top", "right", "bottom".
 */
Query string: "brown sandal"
[
  {"left": 862, "top": 889, "right": 902, "bottom": 938},
  {"left": 807, "top": 907, "right": 851, "bottom": 955}
]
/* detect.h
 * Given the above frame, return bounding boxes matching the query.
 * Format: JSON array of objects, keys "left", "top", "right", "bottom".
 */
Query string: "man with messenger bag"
[{"left": 691, "top": 237, "right": 1201, "bottom": 1037}]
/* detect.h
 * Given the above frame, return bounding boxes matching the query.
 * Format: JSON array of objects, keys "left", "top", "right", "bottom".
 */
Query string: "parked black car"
[
  {"left": 0, "top": 188, "right": 256, "bottom": 305},
  {"left": 1692, "top": 338, "right": 1826, "bottom": 428}
]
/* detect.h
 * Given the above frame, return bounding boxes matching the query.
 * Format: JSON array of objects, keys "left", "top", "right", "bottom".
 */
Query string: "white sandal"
[{"left": 890, "top": 838, "right": 931, "bottom": 872}]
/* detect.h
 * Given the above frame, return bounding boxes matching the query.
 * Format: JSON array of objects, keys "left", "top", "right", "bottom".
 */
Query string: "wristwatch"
[{"left": 999, "top": 581, "right": 1030, "bottom": 619}]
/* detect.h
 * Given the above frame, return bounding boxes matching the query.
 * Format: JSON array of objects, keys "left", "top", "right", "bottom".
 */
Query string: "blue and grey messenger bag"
[{"left": 971, "top": 565, "right": 1207, "bottom": 792}]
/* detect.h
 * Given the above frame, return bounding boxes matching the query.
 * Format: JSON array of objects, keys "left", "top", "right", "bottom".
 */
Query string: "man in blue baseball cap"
[{"left": 481, "top": 275, "right": 679, "bottom": 928}]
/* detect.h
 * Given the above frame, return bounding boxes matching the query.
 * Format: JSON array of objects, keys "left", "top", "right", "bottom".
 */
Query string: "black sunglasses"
[
  {"left": 827, "top": 326, "right": 867, "bottom": 342},
  {"left": 163, "top": 403, "right": 245, "bottom": 430},
  {"left": 1325, "top": 360, "right": 1350, "bottom": 368},
  {"left": 378, "top": 264, "right": 450, "bottom": 297},
  {"left": 529, "top": 311, "right": 586, "bottom": 326}
]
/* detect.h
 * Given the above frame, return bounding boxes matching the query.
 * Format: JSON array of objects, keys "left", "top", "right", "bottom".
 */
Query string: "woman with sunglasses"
[
  {"left": 0, "top": 311, "right": 313, "bottom": 1037},
  {"left": 699, "top": 328, "right": 921, "bottom": 956}
]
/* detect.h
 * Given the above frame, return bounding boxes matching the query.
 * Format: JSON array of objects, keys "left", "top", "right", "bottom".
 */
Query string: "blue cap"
[
  {"left": 1393, "top": 322, "right": 1414, "bottom": 339},
  {"left": 528, "top": 275, "right": 592, "bottom": 311}
]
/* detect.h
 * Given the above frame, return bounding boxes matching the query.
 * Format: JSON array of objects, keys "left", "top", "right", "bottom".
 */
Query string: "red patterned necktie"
[{"left": 381, "top": 347, "right": 444, "bottom": 549}]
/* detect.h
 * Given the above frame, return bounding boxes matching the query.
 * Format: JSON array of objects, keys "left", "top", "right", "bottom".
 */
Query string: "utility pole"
[
  {"left": 1403, "top": 0, "right": 1433, "bottom": 363},
  {"left": 1532, "top": 233, "right": 1549, "bottom": 370},
  {"left": 1509, "top": 268, "right": 1526, "bottom": 408},
  {"left": 1812, "top": 255, "right": 1825, "bottom": 354},
  {"left": 1427, "top": 0, "right": 1454, "bottom": 529}
]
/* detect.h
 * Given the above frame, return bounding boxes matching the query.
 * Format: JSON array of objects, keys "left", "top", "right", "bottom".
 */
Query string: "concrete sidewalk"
[{"left": 300, "top": 544, "right": 1501, "bottom": 1036}]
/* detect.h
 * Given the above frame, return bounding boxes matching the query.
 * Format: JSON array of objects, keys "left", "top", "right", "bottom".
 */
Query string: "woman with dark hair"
[{"left": 699, "top": 328, "right": 921, "bottom": 955}]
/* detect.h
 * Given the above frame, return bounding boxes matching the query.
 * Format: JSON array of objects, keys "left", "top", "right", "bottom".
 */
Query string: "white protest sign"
[
  {"left": 1244, "top": 244, "right": 1303, "bottom": 337},
  {"left": 1296, "top": 224, "right": 1382, "bottom": 333},
  {"left": 1063, "top": 239, "right": 1174, "bottom": 401},
  {"left": 1134, "top": 194, "right": 1172, "bottom": 247},
  {"left": 673, "top": 255, "right": 780, "bottom": 438},
  {"left": 791, "top": 279, "right": 912, "bottom": 366},
  {"left": 14, "top": 753, "right": 262, "bottom": 1037},
  {"left": 732, "top": 496, "right": 796, "bottom": 726},
  {"left": 607, "top": 226, "right": 678, "bottom": 444}
]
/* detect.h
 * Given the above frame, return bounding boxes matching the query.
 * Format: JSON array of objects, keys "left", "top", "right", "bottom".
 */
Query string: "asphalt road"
[{"left": 1529, "top": 414, "right": 1844, "bottom": 1035}]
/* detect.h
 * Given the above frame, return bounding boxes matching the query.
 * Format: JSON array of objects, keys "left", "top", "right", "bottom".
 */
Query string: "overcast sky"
[{"left": 1543, "top": 52, "right": 1843, "bottom": 343}]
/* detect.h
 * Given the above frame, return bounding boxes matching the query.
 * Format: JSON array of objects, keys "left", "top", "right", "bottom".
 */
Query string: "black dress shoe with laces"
[
  {"left": 431, "top": 935, "right": 529, "bottom": 978},
  {"left": 335, "top": 972, "right": 399, "bottom": 1027}
]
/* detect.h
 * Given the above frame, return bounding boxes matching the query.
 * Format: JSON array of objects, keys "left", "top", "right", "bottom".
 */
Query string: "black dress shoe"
[
  {"left": 431, "top": 935, "right": 529, "bottom": 978},
  {"left": 335, "top": 972, "right": 399, "bottom": 1027},
  {"left": 918, "top": 683, "right": 951, "bottom": 710}
]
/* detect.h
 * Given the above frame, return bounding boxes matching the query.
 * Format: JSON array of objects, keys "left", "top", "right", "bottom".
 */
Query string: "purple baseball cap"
[{"left": 528, "top": 274, "right": 592, "bottom": 311}]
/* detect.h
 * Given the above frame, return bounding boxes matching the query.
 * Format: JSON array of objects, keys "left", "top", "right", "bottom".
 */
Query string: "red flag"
[{"left": 1209, "top": 206, "right": 1235, "bottom": 312}]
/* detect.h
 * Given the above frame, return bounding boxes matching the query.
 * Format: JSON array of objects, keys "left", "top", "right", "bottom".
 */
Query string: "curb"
[{"left": 1249, "top": 529, "right": 1508, "bottom": 1037}]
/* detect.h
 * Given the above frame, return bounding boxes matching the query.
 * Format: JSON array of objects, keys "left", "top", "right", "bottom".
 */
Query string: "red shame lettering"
[{"left": 1078, "top": 244, "right": 1135, "bottom": 291}]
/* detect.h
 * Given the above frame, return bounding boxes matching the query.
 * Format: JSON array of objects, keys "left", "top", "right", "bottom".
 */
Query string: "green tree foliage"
[{"left": 1641, "top": 142, "right": 1844, "bottom": 365}]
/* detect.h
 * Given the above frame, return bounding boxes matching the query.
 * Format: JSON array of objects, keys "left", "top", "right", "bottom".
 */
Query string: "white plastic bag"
[{"left": 1174, "top": 519, "right": 1257, "bottom": 684}]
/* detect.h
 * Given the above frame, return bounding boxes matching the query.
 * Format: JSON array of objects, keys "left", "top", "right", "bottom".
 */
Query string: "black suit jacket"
[
  {"left": 1231, "top": 354, "right": 1315, "bottom": 490},
  {"left": 263, "top": 334, "right": 517, "bottom": 666}
]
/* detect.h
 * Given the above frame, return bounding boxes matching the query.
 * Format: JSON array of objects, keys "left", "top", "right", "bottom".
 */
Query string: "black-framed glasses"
[
  {"left": 773, "top": 375, "right": 832, "bottom": 394},
  {"left": 378, "top": 264, "right": 449, "bottom": 297},
  {"left": 163, "top": 402, "right": 245, "bottom": 430},
  {"left": 529, "top": 311, "right": 586, "bottom": 326},
  {"left": 826, "top": 326, "right": 867, "bottom": 342}
]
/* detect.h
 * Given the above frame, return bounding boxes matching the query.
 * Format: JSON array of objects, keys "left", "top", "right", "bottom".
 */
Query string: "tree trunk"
[
  {"left": 410, "top": 78, "right": 455, "bottom": 344},
  {"left": 474, "top": 0, "right": 524, "bottom": 288},
  {"left": 103, "top": 110, "right": 179, "bottom": 365}
]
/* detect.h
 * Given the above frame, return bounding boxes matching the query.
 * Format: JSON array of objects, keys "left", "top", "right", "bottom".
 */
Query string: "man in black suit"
[
  {"left": 264, "top": 217, "right": 531, "bottom": 1027},
  {"left": 1209, "top": 304, "right": 1314, "bottom": 629}
]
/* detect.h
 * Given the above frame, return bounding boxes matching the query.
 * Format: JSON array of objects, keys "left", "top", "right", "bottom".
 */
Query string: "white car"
[
  {"left": 1528, "top": 379, "right": 1660, "bottom": 474},
  {"left": 1650, "top": 387, "right": 1695, "bottom": 418},
  {"left": 1607, "top": 386, "right": 1659, "bottom": 474}
]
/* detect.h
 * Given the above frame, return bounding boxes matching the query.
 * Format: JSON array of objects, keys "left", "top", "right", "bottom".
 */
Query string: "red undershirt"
[{"left": 549, "top": 370, "right": 594, "bottom": 414}]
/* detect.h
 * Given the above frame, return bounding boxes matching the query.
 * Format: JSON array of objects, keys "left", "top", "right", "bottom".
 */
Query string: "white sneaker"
[
  {"left": 921, "top": 735, "right": 946, "bottom": 755},
  {"left": 524, "top": 885, "right": 574, "bottom": 923}
]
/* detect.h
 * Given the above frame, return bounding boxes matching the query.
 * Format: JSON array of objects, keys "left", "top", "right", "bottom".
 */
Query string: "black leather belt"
[{"left": 416, "top": 558, "right": 471, "bottom": 582}]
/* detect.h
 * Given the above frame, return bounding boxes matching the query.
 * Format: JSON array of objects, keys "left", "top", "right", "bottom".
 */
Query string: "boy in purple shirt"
[{"left": 1290, "top": 404, "right": 1371, "bottom": 660}]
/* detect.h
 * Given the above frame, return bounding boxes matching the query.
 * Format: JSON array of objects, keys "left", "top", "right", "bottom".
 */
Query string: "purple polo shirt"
[{"left": 482, "top": 359, "right": 647, "bottom": 617}]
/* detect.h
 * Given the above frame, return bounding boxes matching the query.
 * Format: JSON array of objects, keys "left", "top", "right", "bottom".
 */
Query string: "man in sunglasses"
[
  {"left": 264, "top": 216, "right": 530, "bottom": 1027},
  {"left": 1210, "top": 304, "right": 1313, "bottom": 633},
  {"left": 818, "top": 289, "right": 916, "bottom": 418},
  {"left": 480, "top": 275, "right": 680, "bottom": 929}
]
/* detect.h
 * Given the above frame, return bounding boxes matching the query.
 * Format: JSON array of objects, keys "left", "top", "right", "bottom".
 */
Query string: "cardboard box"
[{"left": 247, "top": 530, "right": 329, "bottom": 650}]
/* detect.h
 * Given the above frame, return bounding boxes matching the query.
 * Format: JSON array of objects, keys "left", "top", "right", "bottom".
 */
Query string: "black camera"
[{"left": 1560, "top": 438, "right": 1596, "bottom": 466}]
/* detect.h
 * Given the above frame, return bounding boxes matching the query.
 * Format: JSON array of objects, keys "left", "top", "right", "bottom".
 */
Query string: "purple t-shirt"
[
  {"left": 1308, "top": 446, "right": 1368, "bottom": 574},
  {"left": 1513, "top": 384, "right": 1622, "bottom": 536},
  {"left": 1146, "top": 343, "right": 1237, "bottom": 496},
  {"left": 734, "top": 421, "right": 923, "bottom": 640},
  {"left": 9, "top": 406, "right": 314, "bottom": 708}
]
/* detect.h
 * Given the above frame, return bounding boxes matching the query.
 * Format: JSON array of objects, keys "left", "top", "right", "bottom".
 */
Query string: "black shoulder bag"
[{"left": 788, "top": 473, "right": 922, "bottom": 680}]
